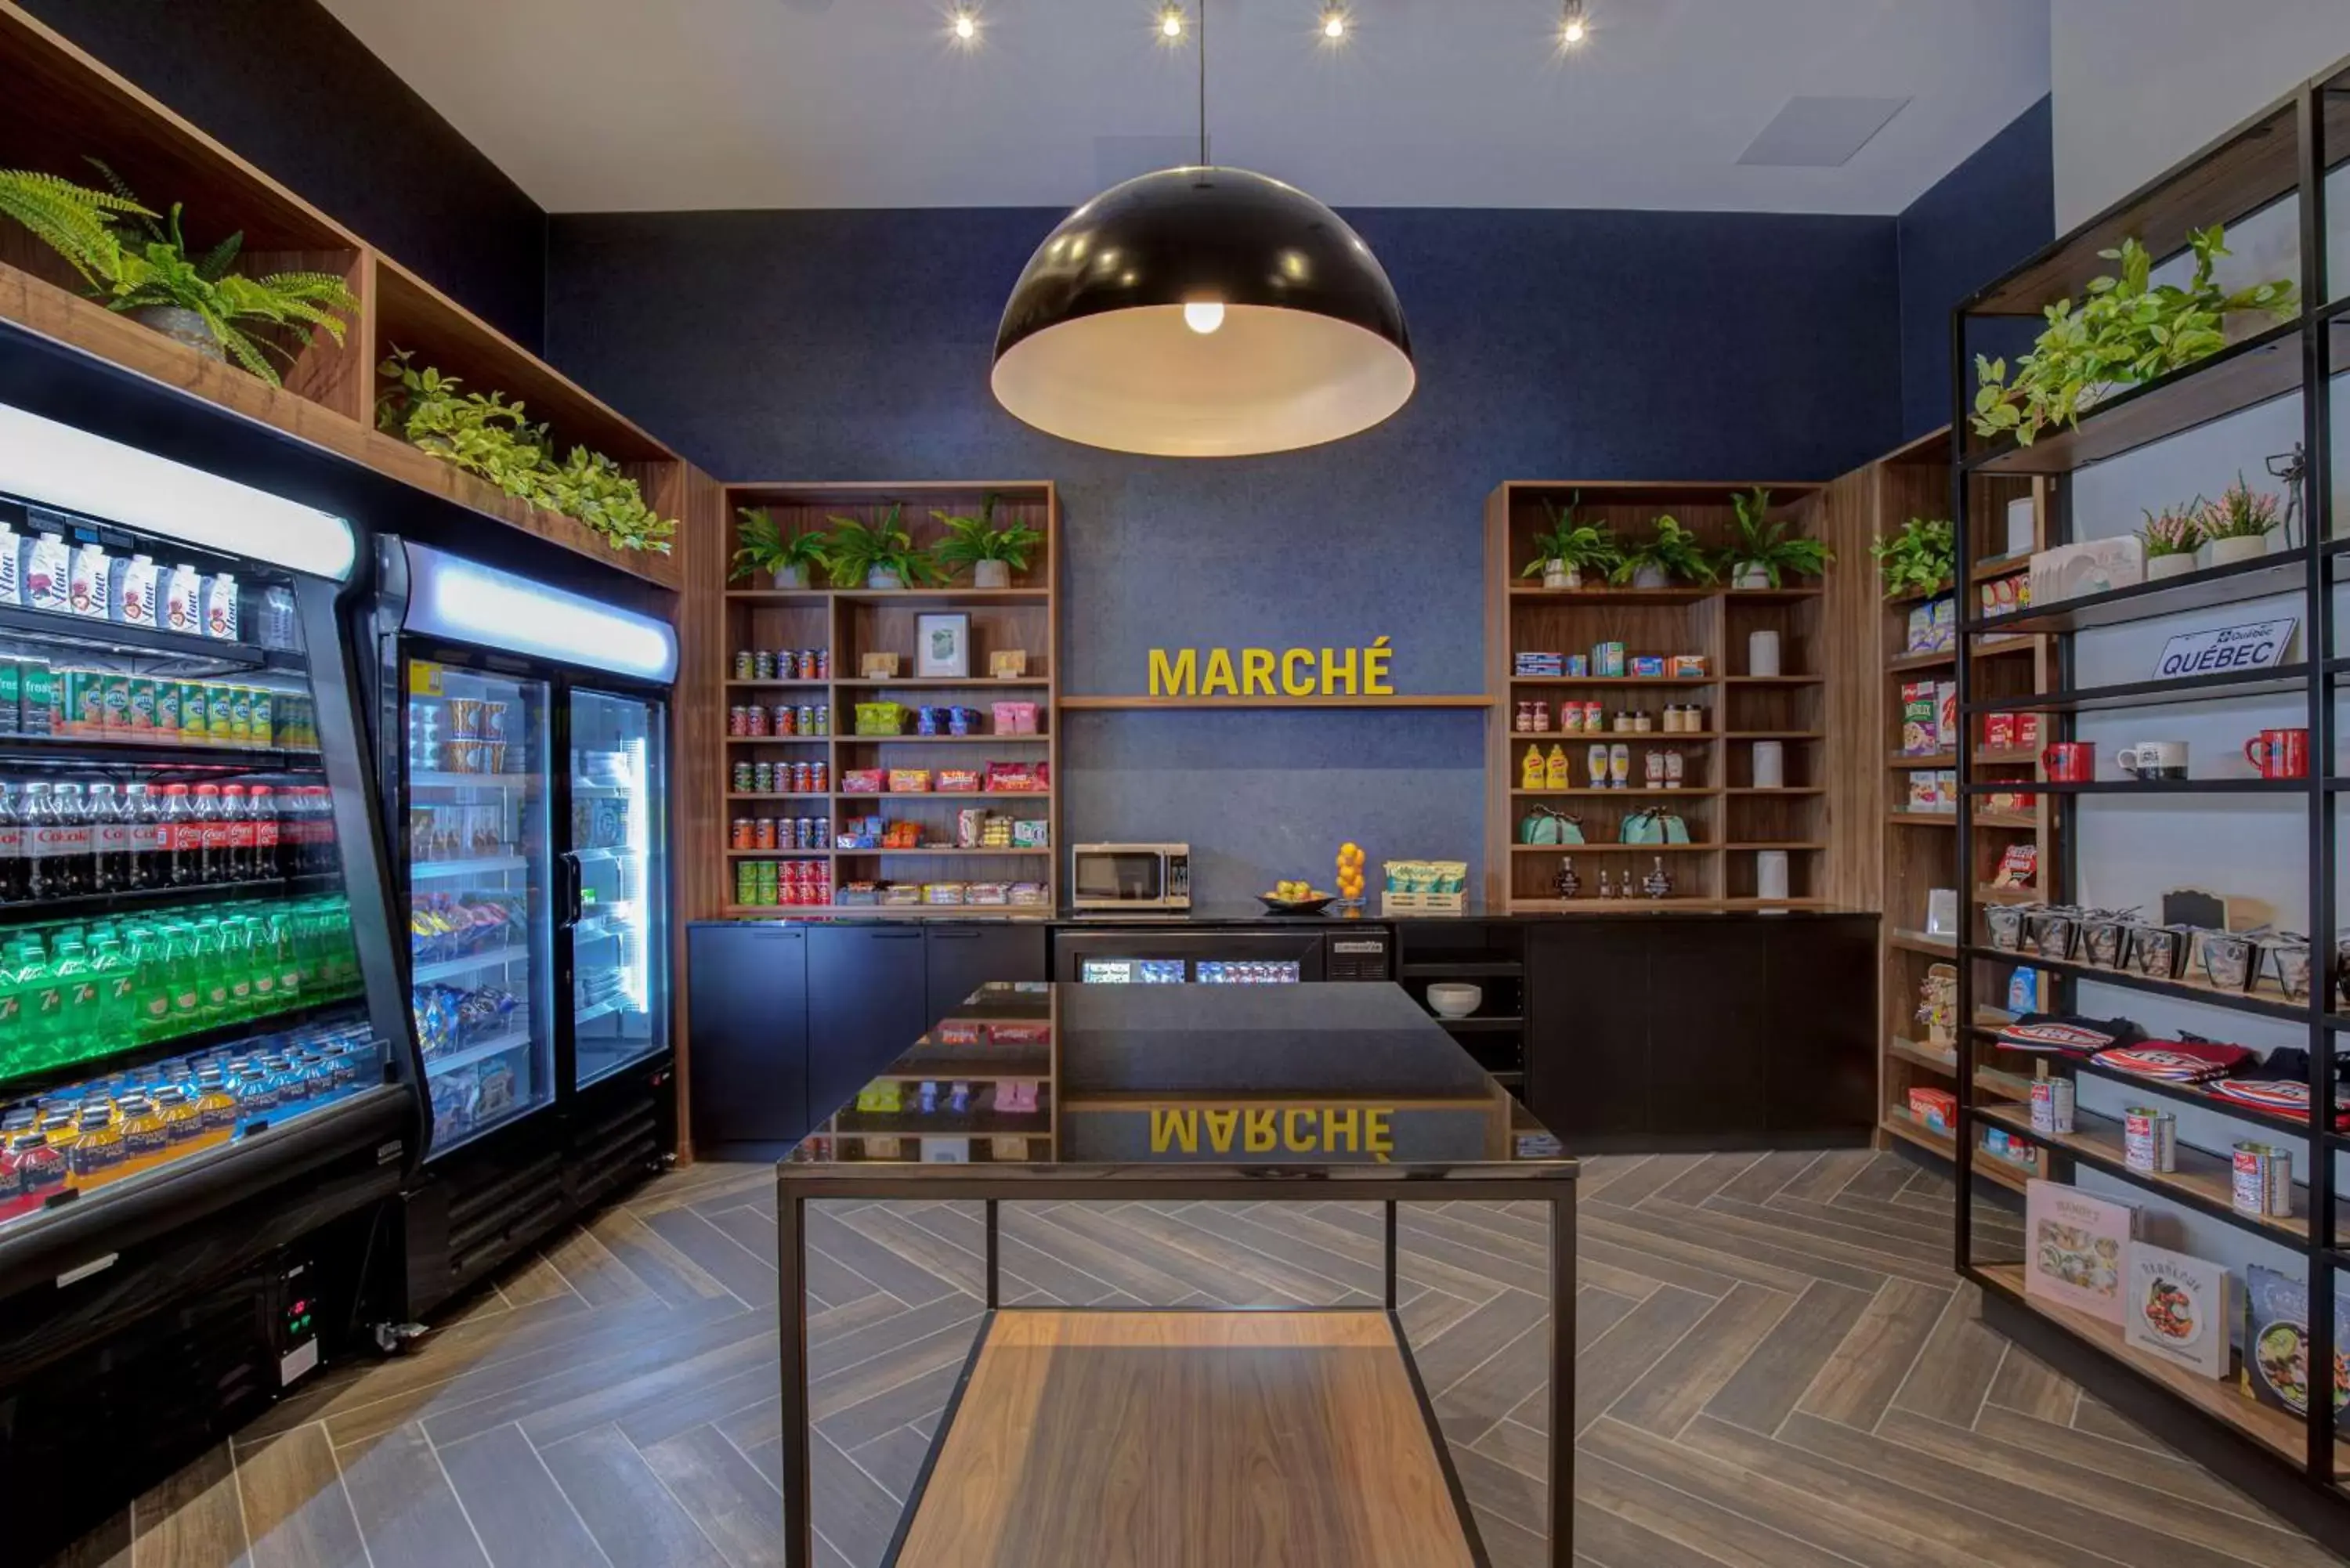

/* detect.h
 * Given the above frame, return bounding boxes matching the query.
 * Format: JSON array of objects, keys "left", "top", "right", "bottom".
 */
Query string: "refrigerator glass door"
[
  {"left": 568, "top": 688, "right": 667, "bottom": 1086},
  {"left": 406, "top": 656, "right": 555, "bottom": 1155}
]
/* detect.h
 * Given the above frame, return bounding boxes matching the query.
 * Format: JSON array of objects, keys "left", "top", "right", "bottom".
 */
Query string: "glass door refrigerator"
[
  {"left": 369, "top": 540, "right": 677, "bottom": 1314},
  {"left": 0, "top": 398, "right": 416, "bottom": 1566}
]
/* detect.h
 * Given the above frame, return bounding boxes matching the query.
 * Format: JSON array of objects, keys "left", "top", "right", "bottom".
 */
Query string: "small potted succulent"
[
  {"left": 2196, "top": 473, "right": 2282, "bottom": 567},
  {"left": 1870, "top": 516, "right": 1954, "bottom": 600},
  {"left": 932, "top": 493, "right": 1046, "bottom": 589},
  {"left": 2137, "top": 503, "right": 2202, "bottom": 581},
  {"left": 1611, "top": 515, "right": 1717, "bottom": 590},
  {"left": 1519, "top": 493, "right": 1619, "bottom": 589},
  {"left": 824, "top": 503, "right": 942, "bottom": 590},
  {"left": 1725, "top": 486, "right": 1832, "bottom": 588},
  {"left": 731, "top": 507, "right": 831, "bottom": 588}
]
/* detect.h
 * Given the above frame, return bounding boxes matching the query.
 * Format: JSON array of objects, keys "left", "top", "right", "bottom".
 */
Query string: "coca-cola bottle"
[
  {"left": 159, "top": 783, "right": 198, "bottom": 887},
  {"left": 87, "top": 781, "right": 130, "bottom": 894},
  {"left": 122, "top": 784, "right": 162, "bottom": 891},
  {"left": 0, "top": 782, "right": 25, "bottom": 904},
  {"left": 26, "top": 782, "right": 79, "bottom": 898},
  {"left": 304, "top": 785, "right": 338, "bottom": 875},
  {"left": 219, "top": 784, "right": 253, "bottom": 883},
  {"left": 191, "top": 783, "right": 227, "bottom": 885},
  {"left": 248, "top": 783, "right": 281, "bottom": 881}
]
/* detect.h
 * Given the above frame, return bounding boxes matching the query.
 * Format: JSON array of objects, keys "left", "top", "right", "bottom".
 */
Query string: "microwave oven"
[{"left": 1070, "top": 843, "right": 1191, "bottom": 909}]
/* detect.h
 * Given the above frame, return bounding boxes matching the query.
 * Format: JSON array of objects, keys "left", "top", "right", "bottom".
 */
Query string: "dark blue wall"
[
  {"left": 548, "top": 205, "right": 1900, "bottom": 901},
  {"left": 1895, "top": 97, "right": 2055, "bottom": 441},
  {"left": 20, "top": 0, "right": 549, "bottom": 351}
]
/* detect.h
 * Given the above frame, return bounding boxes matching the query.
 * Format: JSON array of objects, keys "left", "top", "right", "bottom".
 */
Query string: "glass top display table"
[{"left": 776, "top": 981, "right": 1578, "bottom": 1567}]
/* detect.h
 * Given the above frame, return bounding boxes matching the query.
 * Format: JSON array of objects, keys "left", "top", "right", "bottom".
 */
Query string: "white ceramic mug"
[{"left": 2114, "top": 740, "right": 2189, "bottom": 779}]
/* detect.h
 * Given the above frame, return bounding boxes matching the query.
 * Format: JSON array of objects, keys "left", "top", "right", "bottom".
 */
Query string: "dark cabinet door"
[
  {"left": 686, "top": 926, "right": 809, "bottom": 1148},
  {"left": 1525, "top": 923, "right": 1650, "bottom": 1143},
  {"left": 807, "top": 925, "right": 931, "bottom": 1122},
  {"left": 1647, "top": 923, "right": 1770, "bottom": 1140},
  {"left": 926, "top": 924, "right": 1049, "bottom": 1027},
  {"left": 1766, "top": 916, "right": 1878, "bottom": 1136}
]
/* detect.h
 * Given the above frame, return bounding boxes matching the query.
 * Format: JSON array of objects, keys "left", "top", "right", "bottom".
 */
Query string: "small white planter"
[
  {"left": 2144, "top": 553, "right": 2199, "bottom": 580},
  {"left": 972, "top": 559, "right": 1011, "bottom": 589},
  {"left": 1630, "top": 564, "right": 1672, "bottom": 590},
  {"left": 2204, "top": 535, "right": 2272, "bottom": 567},
  {"left": 1730, "top": 562, "right": 1772, "bottom": 590},
  {"left": 1541, "top": 560, "right": 1580, "bottom": 590},
  {"left": 866, "top": 567, "right": 905, "bottom": 590},
  {"left": 774, "top": 563, "right": 810, "bottom": 589}
]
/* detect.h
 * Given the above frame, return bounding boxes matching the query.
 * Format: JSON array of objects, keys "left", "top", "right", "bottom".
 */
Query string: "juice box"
[
  {"left": 155, "top": 677, "right": 180, "bottom": 738},
  {"left": 0, "top": 661, "right": 18, "bottom": 735},
  {"left": 126, "top": 677, "right": 156, "bottom": 733},
  {"left": 101, "top": 672, "right": 131, "bottom": 732},
  {"left": 248, "top": 688, "right": 272, "bottom": 748},
  {"left": 208, "top": 683, "right": 236, "bottom": 743},
  {"left": 64, "top": 670, "right": 104, "bottom": 736},
  {"left": 226, "top": 685, "right": 253, "bottom": 744},
  {"left": 20, "top": 661, "right": 56, "bottom": 736},
  {"left": 179, "top": 681, "right": 208, "bottom": 744}
]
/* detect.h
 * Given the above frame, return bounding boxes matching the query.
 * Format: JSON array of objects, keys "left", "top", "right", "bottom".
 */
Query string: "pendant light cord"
[{"left": 1197, "top": 0, "right": 1208, "bottom": 167}]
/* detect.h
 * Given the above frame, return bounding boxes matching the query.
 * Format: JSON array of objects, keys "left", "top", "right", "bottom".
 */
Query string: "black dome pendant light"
[{"left": 991, "top": 2, "right": 1413, "bottom": 457}]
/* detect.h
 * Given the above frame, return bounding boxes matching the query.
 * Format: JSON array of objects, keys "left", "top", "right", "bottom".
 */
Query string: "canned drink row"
[
  {"left": 730, "top": 815, "right": 833, "bottom": 851},
  {"left": 730, "top": 760, "right": 830, "bottom": 794},
  {"left": 727, "top": 703, "right": 832, "bottom": 737},
  {"left": 731, "top": 649, "right": 830, "bottom": 682}
]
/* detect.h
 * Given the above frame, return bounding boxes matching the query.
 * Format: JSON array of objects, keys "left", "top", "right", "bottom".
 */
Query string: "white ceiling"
[{"left": 319, "top": 0, "right": 2051, "bottom": 215}]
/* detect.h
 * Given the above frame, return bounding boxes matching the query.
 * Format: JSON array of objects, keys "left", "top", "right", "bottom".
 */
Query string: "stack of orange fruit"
[{"left": 1335, "top": 841, "right": 1366, "bottom": 902}]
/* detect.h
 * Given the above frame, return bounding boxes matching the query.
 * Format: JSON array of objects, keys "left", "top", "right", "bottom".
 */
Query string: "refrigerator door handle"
[{"left": 559, "top": 849, "right": 584, "bottom": 928}]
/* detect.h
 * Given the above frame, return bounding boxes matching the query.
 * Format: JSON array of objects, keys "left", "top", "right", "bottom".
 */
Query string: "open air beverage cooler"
[
  {"left": 0, "top": 396, "right": 415, "bottom": 1565},
  {"left": 368, "top": 540, "right": 676, "bottom": 1315}
]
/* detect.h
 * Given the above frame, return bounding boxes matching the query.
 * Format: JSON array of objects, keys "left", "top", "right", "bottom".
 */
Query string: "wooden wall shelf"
[{"left": 1483, "top": 479, "right": 1850, "bottom": 912}]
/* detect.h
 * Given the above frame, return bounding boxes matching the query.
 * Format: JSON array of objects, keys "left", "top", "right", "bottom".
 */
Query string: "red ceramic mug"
[
  {"left": 2042, "top": 742, "right": 2095, "bottom": 782},
  {"left": 2244, "top": 728, "right": 2308, "bottom": 779}
]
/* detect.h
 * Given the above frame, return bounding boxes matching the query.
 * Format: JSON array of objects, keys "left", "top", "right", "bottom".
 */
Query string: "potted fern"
[
  {"left": 1725, "top": 486, "right": 1832, "bottom": 588},
  {"left": 0, "top": 163, "right": 356, "bottom": 385},
  {"left": 1871, "top": 517, "right": 1954, "bottom": 600},
  {"left": 732, "top": 508, "right": 831, "bottom": 587},
  {"left": 932, "top": 494, "right": 1045, "bottom": 588},
  {"left": 824, "top": 504, "right": 941, "bottom": 590},
  {"left": 1611, "top": 515, "right": 1717, "bottom": 589},
  {"left": 1519, "top": 493, "right": 1618, "bottom": 589},
  {"left": 2137, "top": 504, "right": 2202, "bottom": 580},
  {"left": 2196, "top": 474, "right": 2283, "bottom": 567}
]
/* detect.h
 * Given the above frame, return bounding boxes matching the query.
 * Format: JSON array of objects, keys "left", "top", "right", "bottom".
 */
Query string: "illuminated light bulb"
[
  {"left": 1559, "top": 0, "right": 1589, "bottom": 45},
  {"left": 1321, "top": 8, "right": 1347, "bottom": 38},
  {"left": 951, "top": 8, "right": 977, "bottom": 40},
  {"left": 1159, "top": 6, "right": 1186, "bottom": 38},
  {"left": 1183, "top": 300, "right": 1226, "bottom": 334}
]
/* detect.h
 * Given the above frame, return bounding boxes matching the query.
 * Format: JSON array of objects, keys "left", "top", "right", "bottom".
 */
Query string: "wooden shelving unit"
[
  {"left": 1945, "top": 56, "right": 2350, "bottom": 1548},
  {"left": 1482, "top": 480, "right": 1851, "bottom": 909},
  {"left": 712, "top": 483, "right": 1059, "bottom": 916}
]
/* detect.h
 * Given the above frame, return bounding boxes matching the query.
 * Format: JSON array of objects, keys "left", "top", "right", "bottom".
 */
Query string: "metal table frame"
[{"left": 776, "top": 1165, "right": 1576, "bottom": 1568}]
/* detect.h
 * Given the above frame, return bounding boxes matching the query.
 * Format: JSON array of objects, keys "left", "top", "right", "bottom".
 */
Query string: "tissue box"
[
  {"left": 1907, "top": 1087, "right": 1958, "bottom": 1134},
  {"left": 2030, "top": 537, "right": 2144, "bottom": 603},
  {"left": 1629, "top": 655, "right": 1666, "bottom": 678}
]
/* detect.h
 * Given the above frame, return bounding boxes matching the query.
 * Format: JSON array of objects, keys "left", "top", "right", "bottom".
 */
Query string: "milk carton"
[
  {"left": 68, "top": 541, "right": 109, "bottom": 619},
  {"left": 164, "top": 563, "right": 203, "bottom": 635},
  {"left": 114, "top": 554, "right": 161, "bottom": 628},
  {"left": 0, "top": 521, "right": 20, "bottom": 606},
  {"left": 203, "top": 573, "right": 238, "bottom": 640},
  {"left": 22, "top": 532, "right": 69, "bottom": 613}
]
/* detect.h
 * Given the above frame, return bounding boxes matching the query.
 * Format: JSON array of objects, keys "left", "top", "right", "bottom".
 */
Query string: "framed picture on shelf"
[{"left": 916, "top": 612, "right": 971, "bottom": 678}]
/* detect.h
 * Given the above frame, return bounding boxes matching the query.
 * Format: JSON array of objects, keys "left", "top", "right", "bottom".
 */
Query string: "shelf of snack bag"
[{"left": 798, "top": 1003, "right": 1055, "bottom": 1165}]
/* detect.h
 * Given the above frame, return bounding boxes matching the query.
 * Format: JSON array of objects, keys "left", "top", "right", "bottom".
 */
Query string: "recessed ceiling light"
[
  {"left": 1559, "top": 0, "right": 1589, "bottom": 46},
  {"left": 1319, "top": 6, "right": 1348, "bottom": 41},
  {"left": 1159, "top": 5, "right": 1187, "bottom": 40},
  {"left": 949, "top": 5, "right": 978, "bottom": 42}
]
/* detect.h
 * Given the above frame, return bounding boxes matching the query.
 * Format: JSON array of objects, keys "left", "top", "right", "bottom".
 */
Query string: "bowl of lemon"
[{"left": 1259, "top": 880, "right": 1336, "bottom": 914}]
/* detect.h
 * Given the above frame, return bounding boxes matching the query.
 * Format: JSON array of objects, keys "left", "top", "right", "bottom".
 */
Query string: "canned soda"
[
  {"left": 2028, "top": 1075, "right": 2073, "bottom": 1135},
  {"left": 792, "top": 761, "right": 813, "bottom": 793},
  {"left": 736, "top": 860, "right": 757, "bottom": 906},
  {"left": 2124, "top": 1106, "right": 2175, "bottom": 1172},
  {"left": 733, "top": 761, "right": 753, "bottom": 793},
  {"left": 813, "top": 649, "right": 832, "bottom": 681},
  {"left": 733, "top": 650, "right": 754, "bottom": 681},
  {"left": 728, "top": 705, "right": 749, "bottom": 736},
  {"left": 776, "top": 649, "right": 798, "bottom": 681},
  {"left": 2232, "top": 1143, "right": 2292, "bottom": 1216},
  {"left": 755, "top": 818, "right": 777, "bottom": 851},
  {"left": 754, "top": 649, "right": 775, "bottom": 681},
  {"left": 814, "top": 704, "right": 830, "bottom": 736},
  {"left": 812, "top": 761, "right": 829, "bottom": 791},
  {"left": 815, "top": 816, "right": 831, "bottom": 848},
  {"left": 754, "top": 860, "right": 779, "bottom": 906},
  {"left": 754, "top": 761, "right": 776, "bottom": 793},
  {"left": 730, "top": 818, "right": 753, "bottom": 850},
  {"left": 775, "top": 704, "right": 795, "bottom": 736},
  {"left": 797, "top": 705, "right": 815, "bottom": 735},
  {"left": 747, "top": 703, "right": 769, "bottom": 735},
  {"left": 249, "top": 687, "right": 273, "bottom": 747}
]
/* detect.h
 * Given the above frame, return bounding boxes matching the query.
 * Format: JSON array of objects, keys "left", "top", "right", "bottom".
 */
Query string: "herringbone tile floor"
[{"left": 49, "top": 1150, "right": 2346, "bottom": 1567}]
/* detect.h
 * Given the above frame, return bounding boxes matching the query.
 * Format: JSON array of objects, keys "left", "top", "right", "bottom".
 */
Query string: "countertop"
[{"left": 692, "top": 902, "right": 1875, "bottom": 927}]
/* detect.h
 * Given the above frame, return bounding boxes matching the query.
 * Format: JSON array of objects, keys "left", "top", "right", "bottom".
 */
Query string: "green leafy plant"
[
  {"left": 1725, "top": 486, "right": 1833, "bottom": 586},
  {"left": 1518, "top": 493, "right": 1621, "bottom": 580},
  {"left": 1871, "top": 516, "right": 1954, "bottom": 599},
  {"left": 731, "top": 508, "right": 831, "bottom": 583},
  {"left": 0, "top": 161, "right": 356, "bottom": 386},
  {"left": 2197, "top": 472, "right": 2283, "bottom": 540},
  {"left": 2137, "top": 503, "right": 2203, "bottom": 558},
  {"left": 822, "top": 504, "right": 942, "bottom": 587},
  {"left": 375, "top": 349, "right": 678, "bottom": 554},
  {"left": 931, "top": 493, "right": 1047, "bottom": 575},
  {"left": 1609, "top": 515, "right": 1718, "bottom": 586},
  {"left": 1972, "top": 226, "right": 2297, "bottom": 446}
]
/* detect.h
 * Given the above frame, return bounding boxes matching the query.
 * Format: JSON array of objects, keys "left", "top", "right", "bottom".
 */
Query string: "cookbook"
[
  {"left": 2025, "top": 1179, "right": 2138, "bottom": 1324},
  {"left": 2122, "top": 1242, "right": 2229, "bottom": 1378}
]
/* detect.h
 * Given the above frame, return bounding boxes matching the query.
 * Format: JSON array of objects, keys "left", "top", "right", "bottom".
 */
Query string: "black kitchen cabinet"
[
  {"left": 1524, "top": 914, "right": 1876, "bottom": 1151},
  {"left": 686, "top": 924, "right": 810, "bottom": 1152},
  {"left": 925, "top": 923, "right": 1049, "bottom": 1026},
  {"left": 808, "top": 925, "right": 932, "bottom": 1125}
]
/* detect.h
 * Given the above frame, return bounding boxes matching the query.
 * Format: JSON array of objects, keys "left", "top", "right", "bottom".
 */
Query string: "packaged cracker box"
[{"left": 1902, "top": 681, "right": 1938, "bottom": 756}]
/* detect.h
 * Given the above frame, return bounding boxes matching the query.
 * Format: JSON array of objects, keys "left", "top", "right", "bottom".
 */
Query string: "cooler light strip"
[
  {"left": 0, "top": 399, "right": 356, "bottom": 580},
  {"left": 403, "top": 542, "right": 676, "bottom": 683}
]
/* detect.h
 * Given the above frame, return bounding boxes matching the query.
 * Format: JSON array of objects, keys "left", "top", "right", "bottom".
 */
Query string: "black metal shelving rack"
[{"left": 1947, "top": 56, "right": 2350, "bottom": 1546}]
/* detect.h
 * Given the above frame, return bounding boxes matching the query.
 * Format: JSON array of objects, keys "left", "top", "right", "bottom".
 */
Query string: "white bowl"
[{"left": 1426, "top": 983, "right": 1482, "bottom": 1019}]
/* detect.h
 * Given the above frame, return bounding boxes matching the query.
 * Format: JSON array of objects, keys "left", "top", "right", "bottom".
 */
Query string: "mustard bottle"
[
  {"left": 1520, "top": 746, "right": 1546, "bottom": 790},
  {"left": 1546, "top": 744, "right": 1571, "bottom": 789}
]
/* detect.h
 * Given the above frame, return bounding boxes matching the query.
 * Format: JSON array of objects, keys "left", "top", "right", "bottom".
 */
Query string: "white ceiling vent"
[{"left": 1737, "top": 96, "right": 1911, "bottom": 168}]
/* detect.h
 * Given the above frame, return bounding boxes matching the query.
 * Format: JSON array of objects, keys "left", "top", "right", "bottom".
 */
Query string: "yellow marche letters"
[
  {"left": 1147, "top": 638, "right": 1395, "bottom": 699},
  {"left": 1149, "top": 1104, "right": 1396, "bottom": 1162}
]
